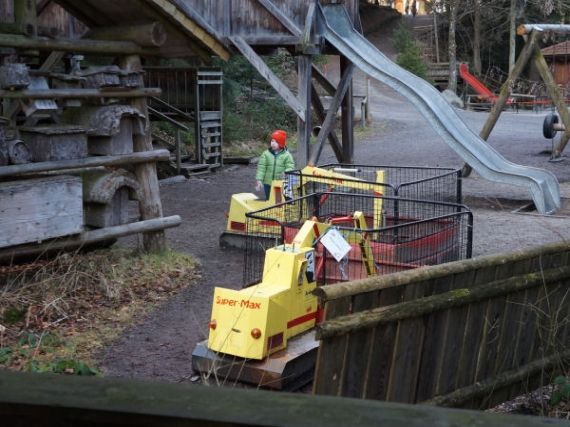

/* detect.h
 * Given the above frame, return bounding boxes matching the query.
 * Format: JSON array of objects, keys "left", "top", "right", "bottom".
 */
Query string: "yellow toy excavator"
[
  {"left": 219, "top": 165, "right": 384, "bottom": 248},
  {"left": 210, "top": 212, "right": 376, "bottom": 359}
]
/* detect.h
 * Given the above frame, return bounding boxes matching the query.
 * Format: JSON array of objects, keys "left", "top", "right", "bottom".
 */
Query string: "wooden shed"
[
  {"left": 541, "top": 40, "right": 570, "bottom": 88},
  {"left": 0, "top": 0, "right": 236, "bottom": 259},
  {"left": 1, "top": 0, "right": 373, "bottom": 258}
]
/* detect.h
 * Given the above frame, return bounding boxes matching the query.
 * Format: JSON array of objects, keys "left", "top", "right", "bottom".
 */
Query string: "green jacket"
[{"left": 255, "top": 148, "right": 295, "bottom": 185}]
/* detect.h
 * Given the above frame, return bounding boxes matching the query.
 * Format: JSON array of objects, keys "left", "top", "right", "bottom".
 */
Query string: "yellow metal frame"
[{"left": 224, "top": 166, "right": 385, "bottom": 235}]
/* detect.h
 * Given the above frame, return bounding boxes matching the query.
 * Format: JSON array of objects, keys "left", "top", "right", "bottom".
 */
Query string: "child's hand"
[{"left": 255, "top": 180, "right": 263, "bottom": 192}]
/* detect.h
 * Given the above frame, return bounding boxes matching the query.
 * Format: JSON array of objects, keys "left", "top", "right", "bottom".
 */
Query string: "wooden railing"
[
  {"left": 0, "top": 369, "right": 567, "bottom": 426},
  {"left": 313, "top": 241, "right": 570, "bottom": 409}
]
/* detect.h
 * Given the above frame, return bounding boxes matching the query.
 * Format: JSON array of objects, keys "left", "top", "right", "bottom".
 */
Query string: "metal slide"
[{"left": 319, "top": 4, "right": 560, "bottom": 214}]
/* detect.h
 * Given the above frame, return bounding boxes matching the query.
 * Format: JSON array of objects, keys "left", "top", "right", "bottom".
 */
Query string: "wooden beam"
[
  {"left": 340, "top": 56, "right": 354, "bottom": 163},
  {"left": 311, "top": 83, "right": 343, "bottom": 161},
  {"left": 318, "top": 265, "right": 570, "bottom": 339},
  {"left": 145, "top": 0, "right": 230, "bottom": 61},
  {"left": 0, "top": 88, "right": 162, "bottom": 99},
  {"left": 301, "top": 1, "right": 317, "bottom": 49},
  {"left": 312, "top": 64, "right": 336, "bottom": 96},
  {"left": 230, "top": 36, "right": 305, "bottom": 119},
  {"left": 309, "top": 62, "right": 355, "bottom": 165},
  {"left": 239, "top": 35, "right": 299, "bottom": 46},
  {"left": 0, "top": 150, "right": 170, "bottom": 178},
  {"left": 0, "top": 216, "right": 181, "bottom": 262},
  {"left": 0, "top": 369, "right": 564, "bottom": 427},
  {"left": 479, "top": 31, "right": 540, "bottom": 141},
  {"left": 37, "top": 0, "right": 52, "bottom": 15},
  {"left": 0, "top": 34, "right": 159, "bottom": 55},
  {"left": 255, "top": 0, "right": 302, "bottom": 37},
  {"left": 517, "top": 24, "right": 570, "bottom": 35},
  {"left": 89, "top": 23, "right": 168, "bottom": 47},
  {"left": 297, "top": 55, "right": 312, "bottom": 166}
]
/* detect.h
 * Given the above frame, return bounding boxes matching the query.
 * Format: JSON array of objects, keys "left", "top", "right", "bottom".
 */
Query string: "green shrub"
[
  {"left": 391, "top": 23, "right": 414, "bottom": 52},
  {"left": 397, "top": 44, "right": 429, "bottom": 81}
]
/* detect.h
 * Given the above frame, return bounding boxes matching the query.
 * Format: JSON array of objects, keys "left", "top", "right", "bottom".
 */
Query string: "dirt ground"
[{"left": 100, "top": 18, "right": 570, "bottom": 385}]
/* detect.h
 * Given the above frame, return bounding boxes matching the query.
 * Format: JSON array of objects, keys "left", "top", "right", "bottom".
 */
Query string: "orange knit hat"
[{"left": 271, "top": 130, "right": 287, "bottom": 149}]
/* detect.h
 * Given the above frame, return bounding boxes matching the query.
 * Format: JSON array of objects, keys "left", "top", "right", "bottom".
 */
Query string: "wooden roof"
[
  {"left": 52, "top": 0, "right": 230, "bottom": 60},
  {"left": 541, "top": 40, "right": 570, "bottom": 57}
]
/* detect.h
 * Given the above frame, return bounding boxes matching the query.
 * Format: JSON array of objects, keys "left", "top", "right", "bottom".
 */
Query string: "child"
[{"left": 255, "top": 130, "right": 295, "bottom": 200}]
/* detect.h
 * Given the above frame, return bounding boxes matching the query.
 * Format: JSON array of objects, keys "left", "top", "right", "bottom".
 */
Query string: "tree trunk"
[
  {"left": 473, "top": 0, "right": 482, "bottom": 75},
  {"left": 447, "top": 0, "right": 458, "bottom": 92},
  {"left": 508, "top": 0, "right": 517, "bottom": 74}
]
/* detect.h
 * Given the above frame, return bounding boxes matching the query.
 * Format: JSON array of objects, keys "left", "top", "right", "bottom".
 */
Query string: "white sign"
[{"left": 320, "top": 228, "right": 352, "bottom": 262}]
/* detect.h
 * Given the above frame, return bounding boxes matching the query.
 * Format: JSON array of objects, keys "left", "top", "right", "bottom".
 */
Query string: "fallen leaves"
[{"left": 0, "top": 248, "right": 199, "bottom": 373}]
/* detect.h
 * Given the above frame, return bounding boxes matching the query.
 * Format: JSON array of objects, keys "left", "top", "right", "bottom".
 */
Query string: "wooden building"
[
  {"left": 0, "top": 0, "right": 366, "bottom": 258},
  {"left": 541, "top": 40, "right": 570, "bottom": 88}
]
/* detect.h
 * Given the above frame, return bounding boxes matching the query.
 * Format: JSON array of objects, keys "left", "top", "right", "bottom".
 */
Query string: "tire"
[{"left": 543, "top": 113, "right": 559, "bottom": 139}]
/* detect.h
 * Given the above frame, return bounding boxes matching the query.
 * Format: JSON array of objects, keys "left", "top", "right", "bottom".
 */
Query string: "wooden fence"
[
  {"left": 313, "top": 241, "right": 570, "bottom": 409},
  {"left": 0, "top": 370, "right": 567, "bottom": 427}
]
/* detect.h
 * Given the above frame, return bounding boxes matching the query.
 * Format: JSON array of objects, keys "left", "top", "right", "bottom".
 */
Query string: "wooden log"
[
  {"left": 479, "top": 31, "right": 540, "bottom": 141},
  {"left": 120, "top": 55, "right": 166, "bottom": 253},
  {"left": 517, "top": 24, "right": 570, "bottom": 35},
  {"left": 425, "top": 348, "right": 570, "bottom": 407},
  {"left": 0, "top": 34, "right": 158, "bottom": 55},
  {"left": 314, "top": 241, "right": 570, "bottom": 302},
  {"left": 317, "top": 265, "right": 570, "bottom": 339},
  {"left": 7, "top": 139, "right": 31, "bottom": 164},
  {"left": 89, "top": 22, "right": 167, "bottom": 47},
  {"left": 0, "top": 216, "right": 181, "bottom": 263},
  {"left": 0, "top": 149, "right": 170, "bottom": 178},
  {"left": 0, "top": 87, "right": 162, "bottom": 99},
  {"left": 1, "top": 369, "right": 567, "bottom": 427}
]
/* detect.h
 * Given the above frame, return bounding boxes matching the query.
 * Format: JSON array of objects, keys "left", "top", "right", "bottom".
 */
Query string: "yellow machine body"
[{"left": 208, "top": 220, "right": 330, "bottom": 360}]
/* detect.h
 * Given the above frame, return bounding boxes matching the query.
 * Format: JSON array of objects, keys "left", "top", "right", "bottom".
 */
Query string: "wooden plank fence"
[
  {"left": 0, "top": 369, "right": 568, "bottom": 427},
  {"left": 313, "top": 241, "right": 570, "bottom": 409}
]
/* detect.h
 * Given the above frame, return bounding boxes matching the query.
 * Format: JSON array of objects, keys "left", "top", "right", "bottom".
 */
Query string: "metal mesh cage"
[
  {"left": 243, "top": 192, "right": 472, "bottom": 287},
  {"left": 285, "top": 164, "right": 462, "bottom": 205}
]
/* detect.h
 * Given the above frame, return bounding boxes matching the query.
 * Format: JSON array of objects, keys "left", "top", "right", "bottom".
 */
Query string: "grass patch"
[{"left": 0, "top": 248, "right": 199, "bottom": 375}]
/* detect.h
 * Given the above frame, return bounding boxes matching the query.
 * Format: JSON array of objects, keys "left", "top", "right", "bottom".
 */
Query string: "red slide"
[{"left": 459, "top": 63, "right": 498, "bottom": 102}]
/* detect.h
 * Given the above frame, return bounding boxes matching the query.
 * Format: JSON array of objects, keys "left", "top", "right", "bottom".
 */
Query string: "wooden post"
[
  {"left": 480, "top": 31, "right": 540, "bottom": 140},
  {"left": 462, "top": 31, "right": 539, "bottom": 177},
  {"left": 309, "top": 62, "right": 355, "bottom": 165},
  {"left": 120, "top": 55, "right": 166, "bottom": 253},
  {"left": 310, "top": 84, "right": 343, "bottom": 161},
  {"left": 340, "top": 56, "right": 354, "bottom": 163},
  {"left": 297, "top": 55, "right": 312, "bottom": 167},
  {"left": 535, "top": 52, "right": 570, "bottom": 158},
  {"left": 176, "top": 129, "right": 181, "bottom": 175}
]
